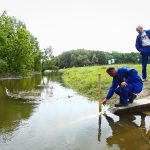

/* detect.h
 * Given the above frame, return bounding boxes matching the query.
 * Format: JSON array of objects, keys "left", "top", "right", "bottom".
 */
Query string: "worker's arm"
[
  {"left": 102, "top": 98, "right": 108, "bottom": 105},
  {"left": 146, "top": 30, "right": 150, "bottom": 38},
  {"left": 102, "top": 79, "right": 118, "bottom": 105},
  {"left": 135, "top": 36, "right": 143, "bottom": 53}
]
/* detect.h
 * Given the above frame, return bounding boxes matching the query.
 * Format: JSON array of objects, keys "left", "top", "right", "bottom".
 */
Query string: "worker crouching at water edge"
[{"left": 102, "top": 67, "right": 143, "bottom": 107}]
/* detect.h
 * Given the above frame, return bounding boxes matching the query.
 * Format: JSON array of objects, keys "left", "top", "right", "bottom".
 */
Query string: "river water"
[{"left": 0, "top": 73, "right": 150, "bottom": 150}]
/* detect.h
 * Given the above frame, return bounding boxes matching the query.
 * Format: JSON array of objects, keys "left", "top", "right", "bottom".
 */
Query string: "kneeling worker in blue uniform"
[{"left": 102, "top": 67, "right": 143, "bottom": 107}]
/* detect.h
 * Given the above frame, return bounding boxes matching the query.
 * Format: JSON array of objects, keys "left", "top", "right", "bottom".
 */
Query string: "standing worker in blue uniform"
[
  {"left": 102, "top": 67, "right": 143, "bottom": 107},
  {"left": 135, "top": 25, "right": 150, "bottom": 81}
]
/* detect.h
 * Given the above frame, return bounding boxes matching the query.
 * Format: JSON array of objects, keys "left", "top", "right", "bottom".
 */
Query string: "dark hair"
[{"left": 106, "top": 67, "right": 115, "bottom": 73}]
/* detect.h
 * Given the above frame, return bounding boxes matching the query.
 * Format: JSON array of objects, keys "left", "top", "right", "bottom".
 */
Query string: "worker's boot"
[
  {"left": 142, "top": 79, "right": 147, "bottom": 82},
  {"left": 115, "top": 103, "right": 128, "bottom": 107},
  {"left": 128, "top": 94, "right": 137, "bottom": 104}
]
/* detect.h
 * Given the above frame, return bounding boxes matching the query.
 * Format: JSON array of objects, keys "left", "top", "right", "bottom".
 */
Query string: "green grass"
[{"left": 60, "top": 64, "right": 150, "bottom": 104}]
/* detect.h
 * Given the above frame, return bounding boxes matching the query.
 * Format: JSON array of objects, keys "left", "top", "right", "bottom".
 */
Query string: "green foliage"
[
  {"left": 0, "top": 59, "right": 9, "bottom": 74},
  {"left": 0, "top": 11, "right": 42, "bottom": 75},
  {"left": 34, "top": 50, "right": 43, "bottom": 71},
  {"left": 110, "top": 51, "right": 141, "bottom": 64},
  {"left": 42, "top": 46, "right": 55, "bottom": 72},
  {"left": 56, "top": 49, "right": 141, "bottom": 69},
  {"left": 43, "top": 59, "right": 59, "bottom": 71}
]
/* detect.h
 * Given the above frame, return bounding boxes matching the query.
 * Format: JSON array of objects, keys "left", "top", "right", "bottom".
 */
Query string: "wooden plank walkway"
[{"left": 109, "top": 96, "right": 150, "bottom": 115}]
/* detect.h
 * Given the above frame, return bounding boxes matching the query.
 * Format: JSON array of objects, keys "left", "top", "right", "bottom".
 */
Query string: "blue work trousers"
[
  {"left": 114, "top": 83, "right": 143, "bottom": 105},
  {"left": 141, "top": 47, "right": 150, "bottom": 79}
]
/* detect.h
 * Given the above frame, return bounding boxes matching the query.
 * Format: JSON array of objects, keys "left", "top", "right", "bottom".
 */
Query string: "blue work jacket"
[
  {"left": 106, "top": 67, "right": 143, "bottom": 100},
  {"left": 135, "top": 30, "right": 150, "bottom": 52}
]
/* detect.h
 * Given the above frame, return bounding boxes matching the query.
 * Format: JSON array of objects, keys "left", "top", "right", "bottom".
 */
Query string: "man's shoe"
[
  {"left": 115, "top": 103, "right": 128, "bottom": 107},
  {"left": 142, "top": 79, "right": 147, "bottom": 82},
  {"left": 128, "top": 94, "right": 137, "bottom": 104}
]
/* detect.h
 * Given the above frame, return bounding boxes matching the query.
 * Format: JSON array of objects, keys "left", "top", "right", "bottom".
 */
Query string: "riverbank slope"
[{"left": 60, "top": 64, "right": 150, "bottom": 105}]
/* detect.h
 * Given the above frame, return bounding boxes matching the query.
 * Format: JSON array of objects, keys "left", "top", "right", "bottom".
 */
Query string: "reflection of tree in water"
[
  {"left": 0, "top": 73, "right": 61, "bottom": 142},
  {"left": 0, "top": 98, "right": 36, "bottom": 143},
  {"left": 99, "top": 114, "right": 150, "bottom": 150},
  {"left": 0, "top": 74, "right": 42, "bottom": 91},
  {"left": 0, "top": 76, "right": 41, "bottom": 139},
  {"left": 43, "top": 72, "right": 64, "bottom": 84},
  {"left": 0, "top": 73, "right": 57, "bottom": 137}
]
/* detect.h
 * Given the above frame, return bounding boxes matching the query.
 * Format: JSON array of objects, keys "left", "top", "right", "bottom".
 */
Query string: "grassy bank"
[{"left": 60, "top": 64, "right": 150, "bottom": 103}]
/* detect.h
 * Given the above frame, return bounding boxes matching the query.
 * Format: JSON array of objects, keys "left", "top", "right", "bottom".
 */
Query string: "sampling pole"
[{"left": 98, "top": 74, "right": 102, "bottom": 112}]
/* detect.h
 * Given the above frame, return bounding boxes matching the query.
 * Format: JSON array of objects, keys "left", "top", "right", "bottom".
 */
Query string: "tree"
[
  {"left": 42, "top": 46, "right": 54, "bottom": 71},
  {"left": 0, "top": 11, "right": 42, "bottom": 75}
]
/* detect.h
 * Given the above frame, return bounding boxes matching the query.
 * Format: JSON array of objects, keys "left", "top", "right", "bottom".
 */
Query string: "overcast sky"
[{"left": 1, "top": 0, "right": 150, "bottom": 55}]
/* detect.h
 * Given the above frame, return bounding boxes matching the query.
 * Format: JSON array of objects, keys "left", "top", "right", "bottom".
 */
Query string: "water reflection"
[
  {"left": 98, "top": 113, "right": 150, "bottom": 150},
  {"left": 0, "top": 72, "right": 63, "bottom": 137},
  {"left": 0, "top": 72, "right": 150, "bottom": 150},
  {"left": 0, "top": 77, "right": 42, "bottom": 136},
  {"left": 43, "top": 72, "right": 63, "bottom": 84}
]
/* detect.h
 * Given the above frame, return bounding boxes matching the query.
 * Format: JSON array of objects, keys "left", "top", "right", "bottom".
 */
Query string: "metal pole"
[{"left": 98, "top": 74, "right": 102, "bottom": 112}]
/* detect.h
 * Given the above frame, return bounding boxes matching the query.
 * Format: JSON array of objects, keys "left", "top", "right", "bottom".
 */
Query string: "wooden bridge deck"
[{"left": 109, "top": 96, "right": 150, "bottom": 115}]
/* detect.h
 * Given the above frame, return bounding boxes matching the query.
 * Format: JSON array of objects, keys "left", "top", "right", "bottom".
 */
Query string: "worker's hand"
[
  {"left": 101, "top": 99, "right": 108, "bottom": 105},
  {"left": 121, "top": 82, "right": 128, "bottom": 87}
]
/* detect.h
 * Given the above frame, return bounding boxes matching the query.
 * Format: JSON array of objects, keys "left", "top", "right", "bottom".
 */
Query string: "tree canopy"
[
  {"left": 0, "top": 11, "right": 42, "bottom": 75},
  {"left": 55, "top": 49, "right": 141, "bottom": 69}
]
